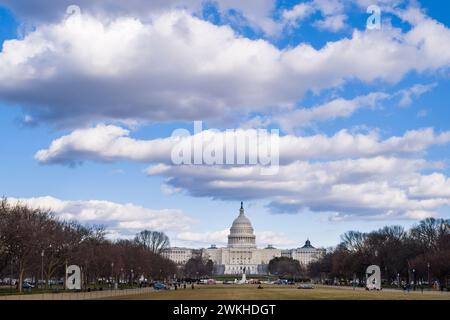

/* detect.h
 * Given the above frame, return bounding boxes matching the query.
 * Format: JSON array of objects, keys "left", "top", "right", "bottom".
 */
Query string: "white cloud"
[
  {"left": 416, "top": 109, "right": 429, "bottom": 118},
  {"left": 35, "top": 124, "right": 177, "bottom": 165},
  {"left": 353, "top": 0, "right": 404, "bottom": 9},
  {"left": 145, "top": 156, "right": 450, "bottom": 220},
  {"left": 35, "top": 124, "right": 450, "bottom": 165},
  {"left": 3, "top": 1, "right": 450, "bottom": 223},
  {"left": 33, "top": 124, "right": 450, "bottom": 220},
  {"left": 9, "top": 196, "right": 193, "bottom": 238},
  {"left": 176, "top": 229, "right": 229, "bottom": 246},
  {"left": 314, "top": 14, "right": 347, "bottom": 32},
  {"left": 397, "top": 83, "right": 437, "bottom": 107},
  {"left": 275, "top": 92, "right": 390, "bottom": 131},
  {"left": 257, "top": 231, "right": 298, "bottom": 247},
  {"left": 283, "top": 0, "right": 348, "bottom": 32},
  {"left": 282, "top": 2, "right": 316, "bottom": 23},
  {"left": 0, "top": 11, "right": 289, "bottom": 126},
  {"left": 0, "top": 0, "right": 407, "bottom": 34},
  {"left": 0, "top": 9, "right": 449, "bottom": 126},
  {"left": 0, "top": 0, "right": 281, "bottom": 35},
  {"left": 407, "top": 173, "right": 450, "bottom": 199},
  {"left": 212, "top": 0, "right": 279, "bottom": 35}
]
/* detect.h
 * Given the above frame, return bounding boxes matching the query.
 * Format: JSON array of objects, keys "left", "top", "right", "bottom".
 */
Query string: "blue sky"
[{"left": 0, "top": 0, "right": 449, "bottom": 249}]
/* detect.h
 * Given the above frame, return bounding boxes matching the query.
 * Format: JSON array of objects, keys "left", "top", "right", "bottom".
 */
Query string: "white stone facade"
[
  {"left": 161, "top": 247, "right": 201, "bottom": 265},
  {"left": 165, "top": 203, "right": 325, "bottom": 275}
]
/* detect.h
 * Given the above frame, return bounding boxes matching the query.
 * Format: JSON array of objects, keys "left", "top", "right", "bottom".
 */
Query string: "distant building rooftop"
[{"left": 301, "top": 239, "right": 315, "bottom": 249}]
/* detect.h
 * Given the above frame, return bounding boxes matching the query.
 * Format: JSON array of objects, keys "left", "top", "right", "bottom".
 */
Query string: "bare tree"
[
  {"left": 410, "top": 218, "right": 450, "bottom": 251},
  {"left": 1, "top": 200, "right": 53, "bottom": 292},
  {"left": 0, "top": 199, "right": 177, "bottom": 291},
  {"left": 0, "top": 199, "right": 10, "bottom": 274},
  {"left": 268, "top": 257, "right": 303, "bottom": 278},
  {"left": 340, "top": 231, "right": 367, "bottom": 253},
  {"left": 134, "top": 230, "right": 170, "bottom": 254}
]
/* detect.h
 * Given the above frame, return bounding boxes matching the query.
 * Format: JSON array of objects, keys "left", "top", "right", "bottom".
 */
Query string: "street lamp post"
[
  {"left": 412, "top": 269, "right": 416, "bottom": 290},
  {"left": 41, "top": 250, "right": 44, "bottom": 289},
  {"left": 64, "top": 259, "right": 68, "bottom": 290},
  {"left": 397, "top": 273, "right": 400, "bottom": 289},
  {"left": 427, "top": 262, "right": 431, "bottom": 287},
  {"left": 111, "top": 262, "right": 114, "bottom": 289},
  {"left": 10, "top": 258, "right": 14, "bottom": 293},
  {"left": 130, "top": 269, "right": 134, "bottom": 288}
]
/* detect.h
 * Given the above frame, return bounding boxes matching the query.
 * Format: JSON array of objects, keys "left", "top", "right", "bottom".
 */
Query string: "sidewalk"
[{"left": 0, "top": 287, "right": 155, "bottom": 300}]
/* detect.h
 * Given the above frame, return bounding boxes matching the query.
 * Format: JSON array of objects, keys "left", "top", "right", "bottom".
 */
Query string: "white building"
[
  {"left": 165, "top": 203, "right": 325, "bottom": 275},
  {"left": 285, "top": 240, "right": 325, "bottom": 265},
  {"left": 161, "top": 247, "right": 201, "bottom": 265}
]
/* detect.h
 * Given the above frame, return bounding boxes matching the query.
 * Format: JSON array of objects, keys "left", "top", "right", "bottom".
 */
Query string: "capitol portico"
[{"left": 163, "top": 203, "right": 325, "bottom": 275}]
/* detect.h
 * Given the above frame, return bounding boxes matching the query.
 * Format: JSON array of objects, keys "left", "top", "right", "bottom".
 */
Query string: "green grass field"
[{"left": 105, "top": 285, "right": 450, "bottom": 300}]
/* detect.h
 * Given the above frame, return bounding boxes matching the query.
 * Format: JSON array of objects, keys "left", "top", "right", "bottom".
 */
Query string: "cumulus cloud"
[
  {"left": 275, "top": 92, "right": 390, "bottom": 131},
  {"left": 282, "top": 2, "right": 316, "bottom": 24},
  {"left": 0, "top": 0, "right": 281, "bottom": 35},
  {"left": 313, "top": 14, "right": 348, "bottom": 32},
  {"left": 35, "top": 124, "right": 450, "bottom": 165},
  {"left": 9, "top": 196, "right": 193, "bottom": 238},
  {"left": 146, "top": 157, "right": 450, "bottom": 220},
  {"left": 256, "top": 231, "right": 298, "bottom": 247},
  {"left": 0, "top": 0, "right": 201, "bottom": 23},
  {"left": 0, "top": 0, "right": 405, "bottom": 33},
  {"left": 176, "top": 229, "right": 229, "bottom": 246},
  {"left": 35, "top": 124, "right": 176, "bottom": 165},
  {"left": 3, "top": 1, "right": 450, "bottom": 224},
  {"left": 31, "top": 122, "right": 450, "bottom": 221},
  {"left": 397, "top": 83, "right": 437, "bottom": 107},
  {"left": 282, "top": 0, "right": 350, "bottom": 32},
  {"left": 0, "top": 11, "right": 289, "bottom": 127},
  {"left": 0, "top": 8, "right": 450, "bottom": 126}
]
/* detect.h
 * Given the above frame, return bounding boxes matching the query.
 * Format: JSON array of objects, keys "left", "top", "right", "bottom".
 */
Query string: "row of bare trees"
[
  {"left": 0, "top": 199, "right": 176, "bottom": 292},
  {"left": 268, "top": 257, "right": 304, "bottom": 278},
  {"left": 182, "top": 257, "right": 214, "bottom": 278},
  {"left": 309, "top": 218, "right": 450, "bottom": 288}
]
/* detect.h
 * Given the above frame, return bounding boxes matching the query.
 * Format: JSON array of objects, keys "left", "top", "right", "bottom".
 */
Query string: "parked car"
[
  {"left": 274, "top": 279, "right": 289, "bottom": 285},
  {"left": 22, "top": 282, "right": 34, "bottom": 290},
  {"left": 153, "top": 282, "right": 168, "bottom": 290},
  {"left": 298, "top": 284, "right": 315, "bottom": 289}
]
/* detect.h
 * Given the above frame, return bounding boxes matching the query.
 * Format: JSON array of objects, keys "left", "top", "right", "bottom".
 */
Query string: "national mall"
[{"left": 163, "top": 203, "right": 325, "bottom": 275}]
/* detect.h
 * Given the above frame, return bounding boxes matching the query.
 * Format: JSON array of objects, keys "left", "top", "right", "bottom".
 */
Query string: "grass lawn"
[{"left": 104, "top": 285, "right": 450, "bottom": 300}]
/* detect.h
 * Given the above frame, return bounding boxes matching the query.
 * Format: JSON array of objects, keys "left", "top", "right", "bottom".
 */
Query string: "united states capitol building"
[{"left": 163, "top": 203, "right": 325, "bottom": 275}]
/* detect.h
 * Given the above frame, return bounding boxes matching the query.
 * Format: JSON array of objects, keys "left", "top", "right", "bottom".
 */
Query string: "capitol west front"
[{"left": 163, "top": 203, "right": 325, "bottom": 275}]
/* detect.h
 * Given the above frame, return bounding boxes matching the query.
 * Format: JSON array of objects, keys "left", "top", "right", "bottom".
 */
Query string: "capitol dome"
[{"left": 227, "top": 202, "right": 256, "bottom": 248}]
